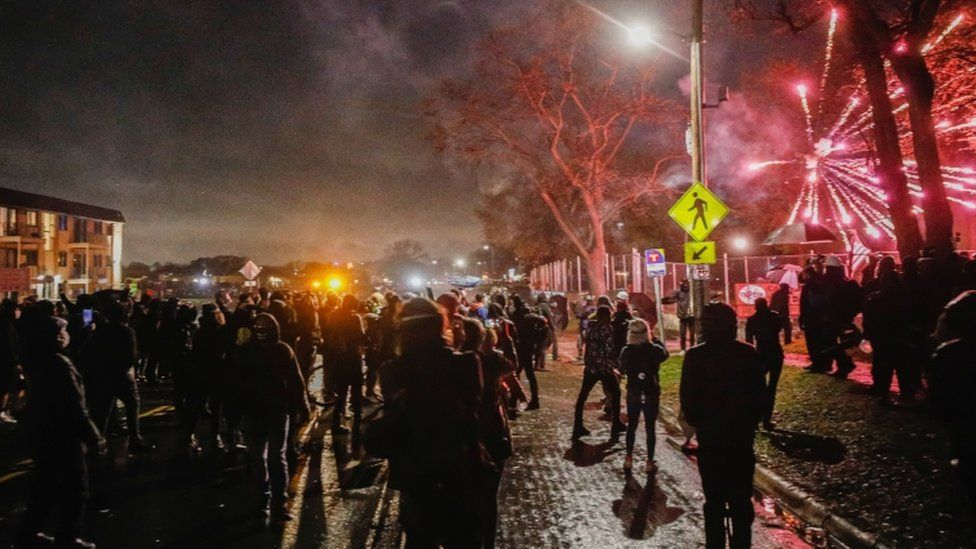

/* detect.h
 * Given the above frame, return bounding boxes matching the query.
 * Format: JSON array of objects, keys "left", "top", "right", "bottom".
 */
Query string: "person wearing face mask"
[
  {"left": 680, "top": 303, "right": 767, "bottom": 549},
  {"left": 17, "top": 316, "right": 105, "bottom": 549},
  {"left": 238, "top": 313, "right": 310, "bottom": 526}
]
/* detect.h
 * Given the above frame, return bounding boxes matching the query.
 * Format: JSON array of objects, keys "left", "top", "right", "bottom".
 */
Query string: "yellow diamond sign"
[{"left": 668, "top": 182, "right": 729, "bottom": 241}]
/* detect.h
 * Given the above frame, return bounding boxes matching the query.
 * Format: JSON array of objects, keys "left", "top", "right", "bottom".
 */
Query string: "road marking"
[
  {"left": 0, "top": 470, "right": 28, "bottom": 484},
  {"left": 139, "top": 405, "right": 173, "bottom": 418}
]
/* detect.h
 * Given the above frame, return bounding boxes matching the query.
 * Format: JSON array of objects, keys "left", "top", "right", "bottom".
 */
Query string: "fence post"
[
  {"left": 577, "top": 256, "right": 583, "bottom": 293},
  {"left": 743, "top": 256, "right": 750, "bottom": 284},
  {"left": 723, "top": 252, "right": 730, "bottom": 305}
]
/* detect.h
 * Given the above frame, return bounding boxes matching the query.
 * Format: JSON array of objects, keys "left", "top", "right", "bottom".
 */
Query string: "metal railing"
[{"left": 529, "top": 249, "right": 976, "bottom": 303}]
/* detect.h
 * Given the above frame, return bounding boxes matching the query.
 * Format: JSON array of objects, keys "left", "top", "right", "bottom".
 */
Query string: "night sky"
[{"left": 0, "top": 1, "right": 817, "bottom": 264}]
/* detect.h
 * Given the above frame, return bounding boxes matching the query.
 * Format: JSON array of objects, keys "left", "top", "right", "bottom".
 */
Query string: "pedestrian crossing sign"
[
  {"left": 684, "top": 241, "right": 716, "bottom": 264},
  {"left": 668, "top": 182, "right": 729, "bottom": 241}
]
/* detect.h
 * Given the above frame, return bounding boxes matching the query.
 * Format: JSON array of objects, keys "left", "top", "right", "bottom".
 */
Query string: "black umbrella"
[{"left": 762, "top": 222, "right": 838, "bottom": 246}]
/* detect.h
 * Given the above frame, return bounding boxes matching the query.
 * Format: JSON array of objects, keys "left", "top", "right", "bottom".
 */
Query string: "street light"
[
  {"left": 454, "top": 258, "right": 466, "bottom": 268},
  {"left": 626, "top": 23, "right": 654, "bottom": 47},
  {"left": 483, "top": 244, "right": 495, "bottom": 277},
  {"left": 732, "top": 236, "right": 750, "bottom": 251}
]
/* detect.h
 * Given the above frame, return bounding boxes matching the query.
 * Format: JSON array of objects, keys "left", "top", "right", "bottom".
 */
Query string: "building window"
[
  {"left": 22, "top": 250, "right": 38, "bottom": 266},
  {"left": 72, "top": 253, "right": 87, "bottom": 278},
  {"left": 58, "top": 252, "right": 68, "bottom": 267},
  {"left": 93, "top": 221, "right": 103, "bottom": 234},
  {"left": 26, "top": 211, "right": 38, "bottom": 226},
  {"left": 3, "top": 249, "right": 15, "bottom": 268},
  {"left": 58, "top": 215, "right": 68, "bottom": 231},
  {"left": 105, "top": 254, "right": 112, "bottom": 267},
  {"left": 73, "top": 218, "right": 87, "bottom": 243},
  {"left": 5, "top": 208, "right": 16, "bottom": 234}
]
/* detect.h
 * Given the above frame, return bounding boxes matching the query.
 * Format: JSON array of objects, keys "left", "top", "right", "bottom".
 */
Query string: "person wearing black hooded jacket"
[
  {"left": 367, "top": 297, "right": 485, "bottom": 548},
  {"left": 680, "top": 303, "right": 766, "bottom": 549},
  {"left": 81, "top": 301, "right": 151, "bottom": 453},
  {"left": 238, "top": 313, "right": 310, "bottom": 525},
  {"left": 17, "top": 316, "right": 104, "bottom": 549}
]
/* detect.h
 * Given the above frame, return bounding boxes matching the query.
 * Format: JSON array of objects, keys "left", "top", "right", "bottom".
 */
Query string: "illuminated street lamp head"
[
  {"left": 327, "top": 277, "right": 342, "bottom": 290},
  {"left": 732, "top": 236, "right": 749, "bottom": 251},
  {"left": 408, "top": 276, "right": 423, "bottom": 289},
  {"left": 454, "top": 258, "right": 466, "bottom": 268},
  {"left": 626, "top": 23, "right": 654, "bottom": 47},
  {"left": 482, "top": 245, "right": 490, "bottom": 251}
]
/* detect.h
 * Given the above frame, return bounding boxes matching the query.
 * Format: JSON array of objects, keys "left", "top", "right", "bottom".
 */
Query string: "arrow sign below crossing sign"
[
  {"left": 644, "top": 248, "right": 666, "bottom": 277},
  {"left": 684, "top": 241, "right": 716, "bottom": 264},
  {"left": 668, "top": 182, "right": 729, "bottom": 241}
]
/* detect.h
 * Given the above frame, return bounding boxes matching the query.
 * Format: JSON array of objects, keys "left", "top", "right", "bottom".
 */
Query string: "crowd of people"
[
  {"left": 0, "top": 246, "right": 974, "bottom": 549},
  {"left": 0, "top": 285, "right": 567, "bottom": 548}
]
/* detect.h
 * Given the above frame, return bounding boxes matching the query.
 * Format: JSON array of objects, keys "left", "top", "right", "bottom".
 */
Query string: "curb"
[{"left": 658, "top": 404, "right": 886, "bottom": 549}]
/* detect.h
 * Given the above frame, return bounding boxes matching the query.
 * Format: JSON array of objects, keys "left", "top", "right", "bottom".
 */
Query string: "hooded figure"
[
  {"left": 929, "top": 291, "right": 976, "bottom": 503},
  {"left": 745, "top": 298, "right": 785, "bottom": 429},
  {"left": 366, "top": 298, "right": 486, "bottom": 548},
  {"left": 81, "top": 301, "right": 150, "bottom": 453},
  {"left": 238, "top": 313, "right": 310, "bottom": 524},
  {"left": 18, "top": 316, "right": 103, "bottom": 549},
  {"left": 680, "top": 303, "right": 766, "bottom": 549},
  {"left": 326, "top": 294, "right": 365, "bottom": 434}
]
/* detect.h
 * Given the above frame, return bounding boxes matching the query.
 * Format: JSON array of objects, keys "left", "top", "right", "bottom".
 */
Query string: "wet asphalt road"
[{"left": 0, "top": 344, "right": 808, "bottom": 548}]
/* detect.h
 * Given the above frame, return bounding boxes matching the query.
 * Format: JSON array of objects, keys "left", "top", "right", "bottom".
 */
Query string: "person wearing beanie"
[{"left": 619, "top": 318, "right": 668, "bottom": 474}]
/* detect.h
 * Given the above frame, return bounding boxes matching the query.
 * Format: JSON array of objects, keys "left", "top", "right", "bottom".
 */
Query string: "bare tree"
[{"left": 429, "top": 3, "right": 680, "bottom": 295}]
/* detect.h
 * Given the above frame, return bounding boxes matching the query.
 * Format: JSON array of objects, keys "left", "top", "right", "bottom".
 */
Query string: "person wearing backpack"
[
  {"left": 620, "top": 318, "right": 668, "bottom": 474},
  {"left": 367, "top": 298, "right": 486, "bottom": 548}
]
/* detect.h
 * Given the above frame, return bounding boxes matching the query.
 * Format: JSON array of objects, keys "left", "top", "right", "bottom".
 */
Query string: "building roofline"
[{"left": 0, "top": 186, "right": 125, "bottom": 223}]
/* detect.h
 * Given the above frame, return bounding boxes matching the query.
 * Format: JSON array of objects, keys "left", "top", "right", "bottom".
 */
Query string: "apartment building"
[{"left": 0, "top": 187, "right": 124, "bottom": 298}]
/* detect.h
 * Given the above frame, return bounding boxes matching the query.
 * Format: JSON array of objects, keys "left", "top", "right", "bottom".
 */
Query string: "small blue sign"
[{"left": 644, "top": 248, "right": 667, "bottom": 277}]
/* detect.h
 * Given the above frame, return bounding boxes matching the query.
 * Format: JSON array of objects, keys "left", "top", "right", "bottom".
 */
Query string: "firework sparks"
[{"left": 745, "top": 11, "right": 973, "bottom": 248}]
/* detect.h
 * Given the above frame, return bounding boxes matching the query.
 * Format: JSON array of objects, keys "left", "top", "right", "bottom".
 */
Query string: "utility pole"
[{"left": 689, "top": 0, "right": 708, "bottom": 327}]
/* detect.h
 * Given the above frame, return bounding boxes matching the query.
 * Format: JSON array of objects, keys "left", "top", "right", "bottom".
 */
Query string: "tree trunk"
[
  {"left": 585, "top": 241, "right": 607, "bottom": 296},
  {"left": 891, "top": 54, "right": 955, "bottom": 256},
  {"left": 848, "top": 21, "right": 924, "bottom": 258}
]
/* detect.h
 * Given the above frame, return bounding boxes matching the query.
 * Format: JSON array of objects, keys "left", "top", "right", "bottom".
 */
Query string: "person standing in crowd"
[
  {"left": 238, "top": 313, "right": 309, "bottom": 525},
  {"left": 746, "top": 298, "right": 785, "bottom": 430},
  {"left": 819, "top": 255, "right": 862, "bottom": 377},
  {"left": 929, "top": 290, "right": 976, "bottom": 503},
  {"left": 573, "top": 305, "right": 626, "bottom": 440},
  {"left": 17, "top": 315, "right": 105, "bottom": 549},
  {"left": 366, "top": 298, "right": 486, "bottom": 548},
  {"left": 769, "top": 283, "right": 792, "bottom": 345},
  {"left": 162, "top": 303, "right": 197, "bottom": 450},
  {"left": 328, "top": 295, "right": 366, "bottom": 434},
  {"left": 81, "top": 301, "right": 151, "bottom": 454},
  {"left": 534, "top": 294, "right": 555, "bottom": 371},
  {"left": 680, "top": 303, "right": 766, "bottom": 549},
  {"left": 619, "top": 318, "right": 668, "bottom": 475},
  {"left": 575, "top": 294, "right": 595, "bottom": 360},
  {"left": 611, "top": 293, "right": 633, "bottom": 361},
  {"left": 509, "top": 295, "right": 542, "bottom": 410},
  {"left": 293, "top": 293, "right": 320, "bottom": 383},
  {"left": 461, "top": 318, "right": 514, "bottom": 549},
  {"left": 863, "top": 267, "right": 916, "bottom": 404},
  {"left": 799, "top": 265, "right": 829, "bottom": 373},
  {"left": 187, "top": 303, "right": 230, "bottom": 452},
  {"left": 668, "top": 280, "right": 695, "bottom": 354},
  {"left": 363, "top": 306, "right": 383, "bottom": 402},
  {"left": 0, "top": 299, "right": 20, "bottom": 424}
]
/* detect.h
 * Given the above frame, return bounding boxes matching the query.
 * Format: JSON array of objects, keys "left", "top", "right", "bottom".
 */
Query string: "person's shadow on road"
[
  {"left": 612, "top": 475, "right": 683, "bottom": 539},
  {"left": 763, "top": 429, "right": 846, "bottom": 464},
  {"left": 563, "top": 439, "right": 620, "bottom": 467}
]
